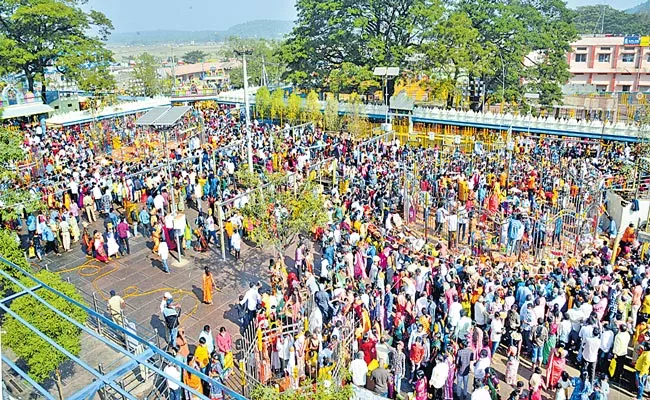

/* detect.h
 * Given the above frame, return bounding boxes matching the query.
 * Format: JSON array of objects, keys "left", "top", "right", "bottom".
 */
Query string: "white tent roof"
[
  {"left": 46, "top": 97, "right": 170, "bottom": 127},
  {"left": 1, "top": 102, "right": 54, "bottom": 120}
]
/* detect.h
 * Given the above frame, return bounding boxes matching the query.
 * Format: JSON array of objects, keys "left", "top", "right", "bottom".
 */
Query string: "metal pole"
[
  {"left": 242, "top": 52, "right": 254, "bottom": 174},
  {"left": 218, "top": 204, "right": 226, "bottom": 261},
  {"left": 384, "top": 75, "right": 389, "bottom": 124},
  {"left": 92, "top": 292, "right": 102, "bottom": 334},
  {"left": 403, "top": 166, "right": 408, "bottom": 223}
]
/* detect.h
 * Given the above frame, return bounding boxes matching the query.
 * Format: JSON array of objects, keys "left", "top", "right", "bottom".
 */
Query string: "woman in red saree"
[
  {"left": 93, "top": 231, "right": 109, "bottom": 263},
  {"left": 162, "top": 225, "right": 177, "bottom": 251},
  {"left": 545, "top": 347, "right": 566, "bottom": 388}
]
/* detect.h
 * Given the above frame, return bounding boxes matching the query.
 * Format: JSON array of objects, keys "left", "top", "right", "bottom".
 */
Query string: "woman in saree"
[
  {"left": 202, "top": 266, "right": 216, "bottom": 305},
  {"left": 542, "top": 315, "right": 559, "bottom": 366},
  {"left": 152, "top": 222, "right": 162, "bottom": 253},
  {"left": 545, "top": 347, "right": 567, "bottom": 388},
  {"left": 444, "top": 349, "right": 456, "bottom": 400},
  {"left": 93, "top": 231, "right": 109, "bottom": 263},
  {"left": 81, "top": 223, "right": 93, "bottom": 256}
]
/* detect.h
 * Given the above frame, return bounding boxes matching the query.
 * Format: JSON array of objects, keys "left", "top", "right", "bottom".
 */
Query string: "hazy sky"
[{"left": 87, "top": 0, "right": 642, "bottom": 33}]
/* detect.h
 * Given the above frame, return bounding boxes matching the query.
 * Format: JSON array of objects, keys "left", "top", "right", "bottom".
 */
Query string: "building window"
[
  {"left": 622, "top": 53, "right": 635, "bottom": 62},
  {"left": 596, "top": 85, "right": 607, "bottom": 92},
  {"left": 574, "top": 53, "right": 587, "bottom": 62},
  {"left": 625, "top": 47, "right": 635, "bottom": 51},
  {"left": 639, "top": 86, "right": 650, "bottom": 92},
  {"left": 598, "top": 54, "right": 610, "bottom": 62},
  {"left": 600, "top": 47, "right": 611, "bottom": 51},
  {"left": 647, "top": 54, "right": 650, "bottom": 62},
  {"left": 577, "top": 47, "right": 587, "bottom": 51},
  {"left": 622, "top": 85, "right": 631, "bottom": 92}
]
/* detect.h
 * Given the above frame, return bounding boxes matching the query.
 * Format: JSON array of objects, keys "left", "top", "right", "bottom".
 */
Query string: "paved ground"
[{"left": 31, "top": 205, "right": 640, "bottom": 400}]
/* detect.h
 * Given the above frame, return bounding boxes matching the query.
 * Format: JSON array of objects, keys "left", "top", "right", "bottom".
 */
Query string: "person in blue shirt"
[
  {"left": 552, "top": 216, "right": 563, "bottom": 247},
  {"left": 139, "top": 207, "right": 151, "bottom": 238},
  {"left": 27, "top": 213, "right": 37, "bottom": 236},
  {"left": 42, "top": 225, "right": 59, "bottom": 255}
]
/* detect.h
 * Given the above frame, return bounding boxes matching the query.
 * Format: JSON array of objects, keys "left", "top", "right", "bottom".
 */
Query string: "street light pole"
[{"left": 236, "top": 49, "right": 255, "bottom": 174}]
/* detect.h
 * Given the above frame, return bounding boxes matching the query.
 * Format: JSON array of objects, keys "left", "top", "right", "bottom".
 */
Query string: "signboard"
[
  {"left": 642, "top": 36, "right": 650, "bottom": 47},
  {"left": 639, "top": 231, "right": 650, "bottom": 244},
  {"left": 624, "top": 35, "right": 641, "bottom": 45},
  {"left": 454, "top": 135, "right": 461, "bottom": 144},
  {"left": 428, "top": 131, "right": 435, "bottom": 141},
  {"left": 173, "top": 213, "right": 187, "bottom": 231}
]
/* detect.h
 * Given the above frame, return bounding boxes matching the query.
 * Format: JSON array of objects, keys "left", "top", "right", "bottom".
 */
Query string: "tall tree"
[
  {"left": 419, "top": 11, "right": 495, "bottom": 108},
  {"left": 280, "top": 0, "right": 441, "bottom": 89},
  {"left": 457, "top": 0, "right": 577, "bottom": 106},
  {"left": 0, "top": 0, "right": 113, "bottom": 102},
  {"left": 182, "top": 50, "right": 209, "bottom": 64},
  {"left": 131, "top": 52, "right": 161, "bottom": 97},
  {"left": 327, "top": 62, "right": 380, "bottom": 98}
]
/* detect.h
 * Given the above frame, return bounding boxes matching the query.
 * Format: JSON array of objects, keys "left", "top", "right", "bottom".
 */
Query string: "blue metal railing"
[{"left": 0, "top": 255, "right": 248, "bottom": 400}]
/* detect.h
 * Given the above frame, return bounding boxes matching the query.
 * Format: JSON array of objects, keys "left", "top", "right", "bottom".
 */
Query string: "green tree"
[
  {"left": 286, "top": 92, "right": 302, "bottom": 124},
  {"left": 324, "top": 96, "right": 341, "bottom": 132},
  {"left": 0, "top": 0, "right": 113, "bottom": 102},
  {"left": 182, "top": 50, "right": 209, "bottom": 64},
  {"left": 240, "top": 176, "right": 327, "bottom": 255},
  {"left": 457, "top": 0, "right": 577, "bottom": 106},
  {"left": 419, "top": 11, "right": 495, "bottom": 108},
  {"left": 327, "top": 62, "right": 379, "bottom": 98},
  {"left": 132, "top": 52, "right": 161, "bottom": 97},
  {"left": 279, "top": 0, "right": 441, "bottom": 89},
  {"left": 2, "top": 270, "right": 87, "bottom": 400},
  {"left": 305, "top": 90, "right": 322, "bottom": 125},
  {"left": 221, "top": 37, "right": 285, "bottom": 87},
  {"left": 0, "top": 127, "right": 44, "bottom": 220},
  {"left": 270, "top": 89, "right": 285, "bottom": 124},
  {"left": 0, "top": 229, "right": 29, "bottom": 295},
  {"left": 255, "top": 86, "right": 272, "bottom": 120}
]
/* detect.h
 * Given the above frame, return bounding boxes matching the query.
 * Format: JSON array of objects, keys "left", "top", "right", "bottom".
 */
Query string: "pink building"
[{"left": 567, "top": 36, "right": 650, "bottom": 93}]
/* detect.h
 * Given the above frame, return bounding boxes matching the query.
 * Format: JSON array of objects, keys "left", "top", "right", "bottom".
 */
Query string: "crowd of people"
[
  {"left": 3, "top": 102, "right": 650, "bottom": 400},
  {"left": 236, "top": 129, "right": 650, "bottom": 400}
]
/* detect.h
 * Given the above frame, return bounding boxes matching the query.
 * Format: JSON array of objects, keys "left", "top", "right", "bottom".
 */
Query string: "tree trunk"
[
  {"left": 25, "top": 68, "right": 35, "bottom": 94},
  {"left": 41, "top": 79, "right": 47, "bottom": 104},
  {"left": 55, "top": 368, "right": 64, "bottom": 400}
]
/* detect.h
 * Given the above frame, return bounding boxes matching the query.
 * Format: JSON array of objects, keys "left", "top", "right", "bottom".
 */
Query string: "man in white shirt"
[
  {"left": 489, "top": 313, "right": 505, "bottom": 354},
  {"left": 448, "top": 297, "right": 463, "bottom": 329},
  {"left": 164, "top": 359, "right": 182, "bottom": 400},
  {"left": 581, "top": 327, "right": 601, "bottom": 383},
  {"left": 349, "top": 352, "right": 368, "bottom": 386},
  {"left": 612, "top": 324, "right": 631, "bottom": 378},
  {"left": 429, "top": 354, "right": 450, "bottom": 397},
  {"left": 474, "top": 297, "right": 488, "bottom": 329},
  {"left": 158, "top": 240, "right": 169, "bottom": 273},
  {"left": 198, "top": 325, "right": 215, "bottom": 354},
  {"left": 240, "top": 282, "right": 261, "bottom": 329},
  {"left": 447, "top": 210, "right": 458, "bottom": 249}
]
